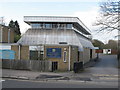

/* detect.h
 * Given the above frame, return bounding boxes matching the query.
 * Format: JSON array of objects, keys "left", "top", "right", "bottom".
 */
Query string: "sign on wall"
[
  {"left": 47, "top": 48, "right": 61, "bottom": 58},
  {"left": 103, "top": 49, "right": 111, "bottom": 54},
  {"left": 0, "top": 50, "right": 15, "bottom": 60}
]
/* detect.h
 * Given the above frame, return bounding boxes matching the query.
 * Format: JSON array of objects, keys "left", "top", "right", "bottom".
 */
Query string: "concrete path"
[{"left": 87, "top": 54, "right": 118, "bottom": 77}]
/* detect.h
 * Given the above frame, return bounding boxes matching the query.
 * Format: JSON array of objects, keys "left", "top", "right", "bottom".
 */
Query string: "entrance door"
[
  {"left": 78, "top": 51, "right": 80, "bottom": 61},
  {"left": 90, "top": 49, "right": 92, "bottom": 59},
  {"left": 52, "top": 62, "right": 58, "bottom": 71}
]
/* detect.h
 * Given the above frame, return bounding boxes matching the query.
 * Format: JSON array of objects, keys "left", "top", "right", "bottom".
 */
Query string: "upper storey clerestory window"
[{"left": 31, "top": 23, "right": 73, "bottom": 29}]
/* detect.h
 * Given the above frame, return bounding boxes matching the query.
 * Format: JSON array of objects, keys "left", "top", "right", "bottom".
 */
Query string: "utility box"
[{"left": 73, "top": 62, "right": 83, "bottom": 73}]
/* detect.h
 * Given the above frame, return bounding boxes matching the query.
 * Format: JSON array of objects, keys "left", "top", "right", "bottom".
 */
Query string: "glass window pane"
[
  {"left": 52, "top": 24, "right": 58, "bottom": 28},
  {"left": 31, "top": 24, "right": 40, "bottom": 28},
  {"left": 67, "top": 24, "right": 72, "bottom": 29},
  {"left": 63, "top": 51, "right": 67, "bottom": 62},
  {"left": 46, "top": 24, "right": 52, "bottom": 29},
  {"left": 30, "top": 50, "right": 38, "bottom": 60},
  {"left": 59, "top": 24, "right": 64, "bottom": 29}
]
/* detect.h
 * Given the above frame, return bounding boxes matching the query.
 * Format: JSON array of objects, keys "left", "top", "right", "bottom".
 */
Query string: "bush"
[{"left": 14, "top": 35, "right": 21, "bottom": 43}]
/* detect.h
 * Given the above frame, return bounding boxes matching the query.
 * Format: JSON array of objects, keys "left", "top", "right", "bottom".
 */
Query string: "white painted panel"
[{"left": 0, "top": 45, "right": 11, "bottom": 50}]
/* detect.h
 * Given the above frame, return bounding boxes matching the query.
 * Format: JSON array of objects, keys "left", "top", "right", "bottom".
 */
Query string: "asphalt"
[{"left": 2, "top": 79, "right": 118, "bottom": 88}]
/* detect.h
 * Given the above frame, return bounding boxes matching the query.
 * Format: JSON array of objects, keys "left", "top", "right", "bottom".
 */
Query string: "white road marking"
[
  {"left": 92, "top": 74, "right": 118, "bottom": 77},
  {"left": 99, "top": 77, "right": 118, "bottom": 80}
]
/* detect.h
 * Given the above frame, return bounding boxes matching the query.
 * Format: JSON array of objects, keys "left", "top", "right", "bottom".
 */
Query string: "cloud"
[
  {"left": 17, "top": 7, "right": 100, "bottom": 36},
  {"left": 72, "top": 7, "right": 99, "bottom": 31},
  {"left": 72, "top": 7, "right": 118, "bottom": 43},
  {"left": 19, "top": 7, "right": 99, "bottom": 34},
  {"left": 0, "top": 0, "right": 100, "bottom": 2}
]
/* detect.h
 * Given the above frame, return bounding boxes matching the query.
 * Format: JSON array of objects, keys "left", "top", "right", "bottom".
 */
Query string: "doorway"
[
  {"left": 52, "top": 62, "right": 58, "bottom": 71},
  {"left": 90, "top": 49, "right": 92, "bottom": 59},
  {"left": 78, "top": 51, "right": 80, "bottom": 61}
]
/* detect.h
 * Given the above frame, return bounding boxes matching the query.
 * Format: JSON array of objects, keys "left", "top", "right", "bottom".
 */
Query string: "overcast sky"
[{"left": 0, "top": 0, "right": 118, "bottom": 43}]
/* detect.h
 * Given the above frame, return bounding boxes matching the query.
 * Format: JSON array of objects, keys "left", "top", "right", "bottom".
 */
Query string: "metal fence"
[{"left": 2, "top": 59, "right": 52, "bottom": 72}]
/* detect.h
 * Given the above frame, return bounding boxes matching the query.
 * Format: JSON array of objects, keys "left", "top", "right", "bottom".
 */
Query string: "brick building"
[
  {"left": 12, "top": 16, "right": 96, "bottom": 71},
  {"left": 0, "top": 24, "right": 14, "bottom": 43},
  {"left": 0, "top": 24, "right": 15, "bottom": 60}
]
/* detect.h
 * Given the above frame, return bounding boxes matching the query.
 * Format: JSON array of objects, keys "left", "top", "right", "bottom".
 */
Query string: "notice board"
[
  {"left": 0, "top": 50, "right": 15, "bottom": 60},
  {"left": 47, "top": 48, "right": 61, "bottom": 58}
]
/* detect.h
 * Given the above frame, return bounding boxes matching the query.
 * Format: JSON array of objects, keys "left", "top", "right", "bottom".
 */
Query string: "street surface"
[
  {"left": 2, "top": 79, "right": 118, "bottom": 88},
  {"left": 2, "top": 54, "right": 119, "bottom": 88}
]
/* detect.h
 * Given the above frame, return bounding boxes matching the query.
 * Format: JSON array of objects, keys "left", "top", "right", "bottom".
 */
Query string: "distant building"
[
  {"left": 0, "top": 24, "right": 15, "bottom": 60},
  {"left": 12, "top": 16, "right": 96, "bottom": 71},
  {"left": 0, "top": 24, "right": 14, "bottom": 43},
  {"left": 0, "top": 17, "right": 5, "bottom": 26},
  {"left": 103, "top": 49, "right": 111, "bottom": 54}
]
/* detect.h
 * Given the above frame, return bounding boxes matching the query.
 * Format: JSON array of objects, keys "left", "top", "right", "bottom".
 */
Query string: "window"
[
  {"left": 31, "top": 24, "right": 40, "bottom": 28},
  {"left": 29, "top": 46, "right": 44, "bottom": 60},
  {"left": 45, "top": 24, "right": 52, "bottom": 29},
  {"left": 63, "top": 51, "right": 67, "bottom": 62},
  {"left": 43, "top": 23, "right": 46, "bottom": 28},
  {"left": 31, "top": 23, "right": 72, "bottom": 29},
  {"left": 52, "top": 24, "right": 58, "bottom": 28},
  {"left": 66, "top": 24, "right": 72, "bottom": 29},
  {"left": 40, "top": 23, "right": 44, "bottom": 28},
  {"left": 30, "top": 50, "right": 38, "bottom": 60},
  {"left": 59, "top": 24, "right": 65, "bottom": 29}
]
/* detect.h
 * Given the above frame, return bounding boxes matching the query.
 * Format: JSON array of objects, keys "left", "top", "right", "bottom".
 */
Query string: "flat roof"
[{"left": 24, "top": 16, "right": 91, "bottom": 35}]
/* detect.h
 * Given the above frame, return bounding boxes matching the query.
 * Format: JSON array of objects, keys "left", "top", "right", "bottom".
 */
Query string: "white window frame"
[{"left": 63, "top": 51, "right": 67, "bottom": 62}]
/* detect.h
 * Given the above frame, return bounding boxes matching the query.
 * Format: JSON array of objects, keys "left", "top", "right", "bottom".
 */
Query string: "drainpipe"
[
  {"left": 8, "top": 29, "right": 10, "bottom": 43},
  {"left": 18, "top": 43, "right": 21, "bottom": 60},
  {"left": 1, "top": 27, "right": 3, "bottom": 42},
  {"left": 68, "top": 45, "right": 71, "bottom": 71}
]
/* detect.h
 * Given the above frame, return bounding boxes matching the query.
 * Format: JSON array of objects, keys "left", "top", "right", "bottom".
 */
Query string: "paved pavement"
[{"left": 2, "top": 69, "right": 61, "bottom": 80}]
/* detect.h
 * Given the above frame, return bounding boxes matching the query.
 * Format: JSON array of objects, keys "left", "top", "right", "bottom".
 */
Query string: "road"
[
  {"left": 2, "top": 79, "right": 118, "bottom": 88},
  {"left": 2, "top": 54, "right": 119, "bottom": 88}
]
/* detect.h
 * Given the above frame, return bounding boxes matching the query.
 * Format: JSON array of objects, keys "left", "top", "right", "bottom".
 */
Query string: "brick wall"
[
  {"left": 0, "top": 25, "right": 14, "bottom": 43},
  {"left": 11, "top": 45, "right": 29, "bottom": 60},
  {"left": 70, "top": 46, "right": 78, "bottom": 70},
  {"left": 44, "top": 45, "right": 69, "bottom": 71},
  {"left": 92, "top": 49, "right": 97, "bottom": 59},
  {"left": 83, "top": 48, "right": 90, "bottom": 64}
]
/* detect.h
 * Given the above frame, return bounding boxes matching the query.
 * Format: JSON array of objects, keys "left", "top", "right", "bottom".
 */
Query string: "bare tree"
[
  {"left": 95, "top": 0, "right": 120, "bottom": 32},
  {"left": 94, "top": 0, "right": 120, "bottom": 61}
]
